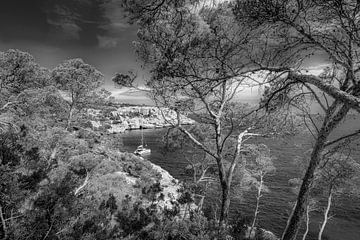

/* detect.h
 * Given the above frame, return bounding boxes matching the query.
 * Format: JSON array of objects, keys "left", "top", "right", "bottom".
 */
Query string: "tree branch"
[
  {"left": 288, "top": 72, "right": 360, "bottom": 112},
  {"left": 227, "top": 128, "right": 249, "bottom": 183},
  {"left": 0, "top": 206, "right": 7, "bottom": 239},
  {"left": 0, "top": 101, "right": 18, "bottom": 111},
  {"left": 324, "top": 129, "right": 360, "bottom": 147},
  {"left": 74, "top": 171, "right": 90, "bottom": 196},
  {"left": 42, "top": 221, "right": 53, "bottom": 240},
  {"left": 303, "top": 83, "right": 327, "bottom": 112},
  {"left": 177, "top": 125, "right": 217, "bottom": 159}
]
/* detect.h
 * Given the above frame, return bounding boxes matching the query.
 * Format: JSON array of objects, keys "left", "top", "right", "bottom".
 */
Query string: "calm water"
[{"left": 119, "top": 116, "right": 360, "bottom": 240}]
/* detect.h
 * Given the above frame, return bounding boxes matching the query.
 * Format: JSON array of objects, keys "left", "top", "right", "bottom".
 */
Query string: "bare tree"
[
  {"left": 246, "top": 144, "right": 276, "bottom": 236},
  {"left": 122, "top": 0, "right": 303, "bottom": 224},
  {"left": 289, "top": 177, "right": 319, "bottom": 240},
  {"left": 314, "top": 153, "right": 360, "bottom": 240},
  {"left": 234, "top": 1, "right": 360, "bottom": 239},
  {"left": 122, "top": 0, "right": 260, "bottom": 224}
]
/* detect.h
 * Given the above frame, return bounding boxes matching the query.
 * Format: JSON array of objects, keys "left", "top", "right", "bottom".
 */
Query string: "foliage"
[
  {"left": 0, "top": 49, "right": 51, "bottom": 97},
  {"left": 0, "top": 49, "right": 189, "bottom": 240},
  {"left": 52, "top": 58, "right": 104, "bottom": 129},
  {"left": 234, "top": 1, "right": 360, "bottom": 238},
  {"left": 315, "top": 153, "right": 360, "bottom": 196},
  {"left": 290, "top": 148, "right": 360, "bottom": 240},
  {"left": 112, "top": 72, "right": 137, "bottom": 88},
  {"left": 122, "top": 0, "right": 311, "bottom": 225},
  {"left": 52, "top": 58, "right": 104, "bottom": 98}
]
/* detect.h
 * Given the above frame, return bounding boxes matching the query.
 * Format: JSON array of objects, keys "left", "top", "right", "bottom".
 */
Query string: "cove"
[{"left": 117, "top": 125, "right": 360, "bottom": 240}]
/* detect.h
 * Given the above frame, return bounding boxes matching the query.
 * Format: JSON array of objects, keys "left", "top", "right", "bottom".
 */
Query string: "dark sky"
[
  {"left": 0, "top": 0, "right": 328, "bottom": 103},
  {"left": 0, "top": 0, "right": 143, "bottom": 89}
]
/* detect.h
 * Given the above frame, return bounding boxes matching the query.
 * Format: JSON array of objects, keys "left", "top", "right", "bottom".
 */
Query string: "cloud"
[
  {"left": 61, "top": 23, "right": 82, "bottom": 39},
  {"left": 0, "top": 0, "right": 132, "bottom": 46},
  {"left": 112, "top": 22, "right": 131, "bottom": 29},
  {"left": 0, "top": 0, "right": 141, "bottom": 86},
  {"left": 97, "top": 35, "right": 118, "bottom": 48},
  {"left": 41, "top": 0, "right": 109, "bottom": 45},
  {"left": 47, "top": 18, "right": 81, "bottom": 40},
  {"left": 100, "top": 0, "right": 132, "bottom": 34},
  {"left": 43, "top": 0, "right": 132, "bottom": 47}
]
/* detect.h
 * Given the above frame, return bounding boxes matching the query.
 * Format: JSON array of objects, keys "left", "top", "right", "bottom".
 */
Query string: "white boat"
[
  {"left": 134, "top": 144, "right": 151, "bottom": 156},
  {"left": 134, "top": 128, "right": 151, "bottom": 156}
]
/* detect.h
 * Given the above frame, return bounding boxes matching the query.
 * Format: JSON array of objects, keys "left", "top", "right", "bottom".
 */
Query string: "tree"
[
  {"left": 52, "top": 58, "right": 104, "bottom": 130},
  {"left": 0, "top": 49, "right": 51, "bottom": 98},
  {"left": 0, "top": 49, "right": 55, "bottom": 136},
  {"left": 288, "top": 142, "right": 360, "bottom": 240},
  {"left": 234, "top": 1, "right": 360, "bottom": 239},
  {"left": 112, "top": 72, "right": 136, "bottom": 88},
  {"left": 245, "top": 144, "right": 275, "bottom": 237},
  {"left": 302, "top": 199, "right": 317, "bottom": 240},
  {"left": 288, "top": 177, "right": 318, "bottom": 240},
  {"left": 314, "top": 153, "right": 360, "bottom": 240},
  {"left": 164, "top": 127, "right": 218, "bottom": 211},
  {"left": 0, "top": 49, "right": 52, "bottom": 120},
  {"left": 122, "top": 0, "right": 300, "bottom": 224},
  {"left": 121, "top": 0, "right": 252, "bottom": 224},
  {"left": 123, "top": 0, "right": 302, "bottom": 225}
]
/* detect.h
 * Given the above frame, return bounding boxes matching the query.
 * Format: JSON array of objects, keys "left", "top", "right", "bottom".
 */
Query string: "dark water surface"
[{"left": 119, "top": 116, "right": 360, "bottom": 240}]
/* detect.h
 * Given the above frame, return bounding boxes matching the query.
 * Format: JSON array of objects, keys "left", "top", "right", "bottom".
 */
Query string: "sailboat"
[{"left": 134, "top": 127, "right": 151, "bottom": 156}]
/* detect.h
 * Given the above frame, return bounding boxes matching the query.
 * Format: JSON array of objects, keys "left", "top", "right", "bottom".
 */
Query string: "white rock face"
[
  {"left": 107, "top": 124, "right": 127, "bottom": 134},
  {"left": 111, "top": 106, "right": 195, "bottom": 129},
  {"left": 148, "top": 161, "right": 198, "bottom": 217},
  {"left": 86, "top": 106, "right": 195, "bottom": 133}
]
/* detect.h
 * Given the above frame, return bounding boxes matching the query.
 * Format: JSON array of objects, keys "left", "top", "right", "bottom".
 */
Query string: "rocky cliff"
[{"left": 85, "top": 106, "right": 195, "bottom": 133}]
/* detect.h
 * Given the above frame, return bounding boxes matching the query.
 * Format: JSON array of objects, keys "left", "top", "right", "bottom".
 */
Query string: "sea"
[{"left": 118, "top": 115, "right": 360, "bottom": 240}]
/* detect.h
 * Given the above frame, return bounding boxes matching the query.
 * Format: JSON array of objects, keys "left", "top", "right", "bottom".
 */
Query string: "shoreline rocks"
[{"left": 85, "top": 106, "right": 195, "bottom": 133}]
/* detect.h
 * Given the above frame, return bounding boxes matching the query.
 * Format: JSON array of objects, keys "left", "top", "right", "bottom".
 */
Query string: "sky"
[
  {"left": 0, "top": 0, "right": 328, "bottom": 105},
  {"left": 0, "top": 0, "right": 145, "bottom": 93},
  {"left": 0, "top": 0, "right": 259, "bottom": 104}
]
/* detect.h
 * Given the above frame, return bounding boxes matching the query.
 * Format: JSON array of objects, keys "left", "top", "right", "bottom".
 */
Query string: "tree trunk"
[
  {"left": 282, "top": 201, "right": 297, "bottom": 240},
  {"left": 289, "top": 73, "right": 360, "bottom": 112},
  {"left": 198, "top": 195, "right": 205, "bottom": 211},
  {"left": 66, "top": 106, "right": 74, "bottom": 130},
  {"left": 74, "top": 171, "right": 89, "bottom": 196},
  {"left": 218, "top": 129, "right": 249, "bottom": 225},
  {"left": 282, "top": 104, "right": 349, "bottom": 240},
  {"left": 318, "top": 191, "right": 332, "bottom": 240},
  {"left": 250, "top": 174, "right": 263, "bottom": 236},
  {"left": 219, "top": 181, "right": 231, "bottom": 225},
  {"left": 194, "top": 167, "right": 197, "bottom": 183},
  {"left": 0, "top": 206, "right": 7, "bottom": 239},
  {"left": 302, "top": 204, "right": 310, "bottom": 240}
]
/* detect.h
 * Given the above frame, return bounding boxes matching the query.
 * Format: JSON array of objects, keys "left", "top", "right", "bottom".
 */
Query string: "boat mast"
[{"left": 141, "top": 127, "right": 144, "bottom": 146}]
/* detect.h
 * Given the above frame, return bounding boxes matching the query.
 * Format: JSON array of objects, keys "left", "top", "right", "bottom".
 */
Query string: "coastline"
[
  {"left": 118, "top": 128, "right": 360, "bottom": 240},
  {"left": 84, "top": 106, "right": 195, "bottom": 134}
]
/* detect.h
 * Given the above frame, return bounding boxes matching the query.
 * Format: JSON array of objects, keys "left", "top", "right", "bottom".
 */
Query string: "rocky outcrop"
[
  {"left": 149, "top": 162, "right": 181, "bottom": 208},
  {"left": 144, "top": 160, "right": 197, "bottom": 216},
  {"left": 84, "top": 106, "right": 195, "bottom": 134},
  {"left": 103, "top": 154, "right": 187, "bottom": 212}
]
